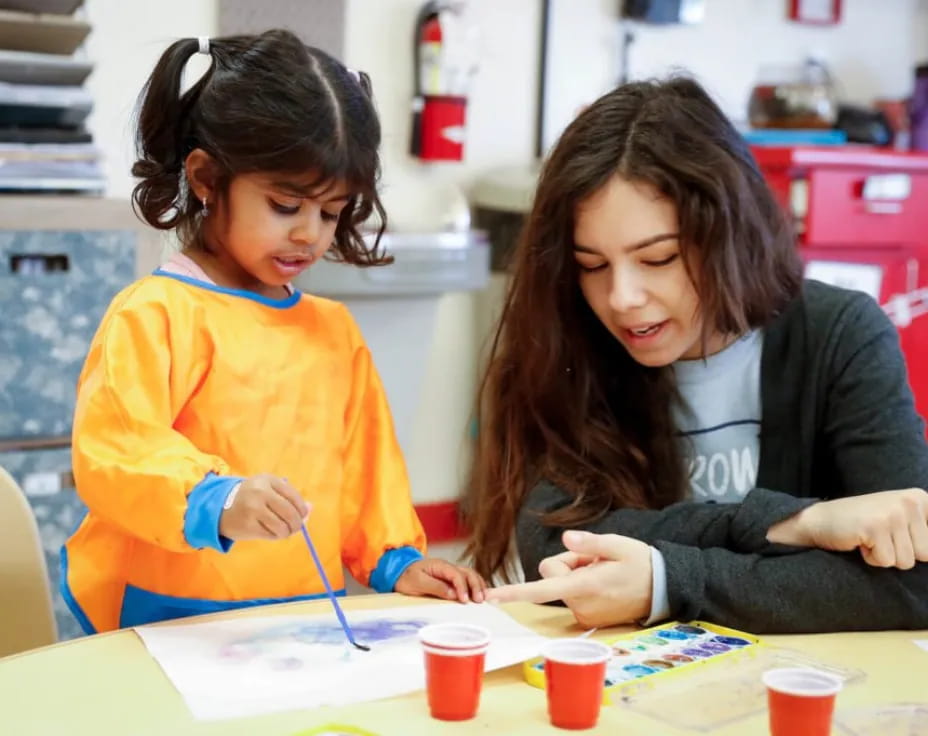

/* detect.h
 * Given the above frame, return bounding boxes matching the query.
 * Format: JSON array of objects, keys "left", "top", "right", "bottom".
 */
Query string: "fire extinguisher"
[{"left": 410, "top": 1, "right": 476, "bottom": 162}]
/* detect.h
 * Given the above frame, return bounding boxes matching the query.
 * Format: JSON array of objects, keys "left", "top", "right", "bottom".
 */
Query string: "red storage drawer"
[
  {"left": 752, "top": 146, "right": 928, "bottom": 246},
  {"left": 805, "top": 168, "right": 928, "bottom": 245},
  {"left": 753, "top": 145, "right": 928, "bottom": 426},
  {"left": 802, "top": 248, "right": 928, "bottom": 424}
]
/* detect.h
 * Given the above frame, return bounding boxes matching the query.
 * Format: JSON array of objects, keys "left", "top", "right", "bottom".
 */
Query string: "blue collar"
[{"left": 153, "top": 269, "right": 302, "bottom": 309}]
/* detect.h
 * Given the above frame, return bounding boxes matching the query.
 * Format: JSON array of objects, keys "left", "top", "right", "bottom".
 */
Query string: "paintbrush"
[{"left": 300, "top": 524, "right": 370, "bottom": 652}]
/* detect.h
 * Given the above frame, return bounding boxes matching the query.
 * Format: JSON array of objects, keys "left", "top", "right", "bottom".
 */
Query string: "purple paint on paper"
[{"left": 240, "top": 618, "right": 430, "bottom": 647}]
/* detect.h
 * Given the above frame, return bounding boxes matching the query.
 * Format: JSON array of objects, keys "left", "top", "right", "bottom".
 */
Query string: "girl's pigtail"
[{"left": 131, "top": 38, "right": 205, "bottom": 229}]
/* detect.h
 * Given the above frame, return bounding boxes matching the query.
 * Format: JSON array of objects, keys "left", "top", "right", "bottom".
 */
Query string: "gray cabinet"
[
  {"left": 0, "top": 230, "right": 135, "bottom": 437},
  {"left": 0, "top": 227, "right": 136, "bottom": 639}
]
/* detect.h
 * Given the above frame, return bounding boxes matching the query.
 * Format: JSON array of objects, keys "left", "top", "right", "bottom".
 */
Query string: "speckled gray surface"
[
  {"left": 0, "top": 231, "right": 135, "bottom": 439},
  {"left": 1, "top": 229, "right": 136, "bottom": 640}
]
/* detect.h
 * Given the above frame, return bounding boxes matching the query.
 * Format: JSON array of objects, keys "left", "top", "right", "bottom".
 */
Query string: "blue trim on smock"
[
  {"left": 369, "top": 546, "right": 423, "bottom": 593},
  {"left": 118, "top": 584, "right": 345, "bottom": 628},
  {"left": 184, "top": 473, "right": 242, "bottom": 552},
  {"left": 153, "top": 269, "right": 302, "bottom": 309},
  {"left": 59, "top": 544, "right": 97, "bottom": 635}
]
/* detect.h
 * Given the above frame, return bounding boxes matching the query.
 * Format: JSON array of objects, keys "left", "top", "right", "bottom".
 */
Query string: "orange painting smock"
[{"left": 62, "top": 272, "right": 426, "bottom": 633}]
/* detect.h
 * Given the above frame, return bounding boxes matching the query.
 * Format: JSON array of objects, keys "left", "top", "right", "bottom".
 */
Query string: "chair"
[{"left": 0, "top": 465, "right": 57, "bottom": 657}]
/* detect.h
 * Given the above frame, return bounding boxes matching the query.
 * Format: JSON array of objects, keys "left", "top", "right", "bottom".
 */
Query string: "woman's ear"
[{"left": 184, "top": 148, "right": 218, "bottom": 203}]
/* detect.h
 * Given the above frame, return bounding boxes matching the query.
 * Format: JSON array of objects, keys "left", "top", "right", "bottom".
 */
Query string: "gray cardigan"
[{"left": 517, "top": 280, "right": 928, "bottom": 633}]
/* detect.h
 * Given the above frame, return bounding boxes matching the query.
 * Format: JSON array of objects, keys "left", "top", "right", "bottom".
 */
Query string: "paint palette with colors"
[{"left": 523, "top": 620, "right": 761, "bottom": 700}]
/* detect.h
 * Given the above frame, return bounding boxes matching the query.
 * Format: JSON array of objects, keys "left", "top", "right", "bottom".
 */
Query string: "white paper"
[
  {"left": 135, "top": 603, "right": 546, "bottom": 720},
  {"left": 914, "top": 640, "right": 928, "bottom": 653},
  {"left": 804, "top": 261, "right": 883, "bottom": 301}
]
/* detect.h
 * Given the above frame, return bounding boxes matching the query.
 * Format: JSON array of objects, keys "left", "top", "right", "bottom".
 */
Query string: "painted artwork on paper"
[
  {"left": 217, "top": 618, "right": 430, "bottom": 671},
  {"left": 134, "top": 602, "right": 546, "bottom": 720}
]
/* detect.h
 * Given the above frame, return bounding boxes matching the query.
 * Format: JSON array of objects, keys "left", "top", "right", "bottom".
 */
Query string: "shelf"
[
  {"left": 0, "top": 9, "right": 90, "bottom": 55},
  {"left": 0, "top": 1, "right": 83, "bottom": 15},
  {"left": 0, "top": 48, "right": 90, "bottom": 85}
]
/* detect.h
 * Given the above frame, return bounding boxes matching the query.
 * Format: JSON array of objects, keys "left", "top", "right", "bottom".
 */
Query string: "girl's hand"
[
  {"left": 218, "top": 474, "right": 310, "bottom": 541},
  {"left": 394, "top": 559, "right": 488, "bottom": 603},
  {"left": 767, "top": 488, "right": 928, "bottom": 569},
  {"left": 486, "top": 531, "right": 654, "bottom": 629}
]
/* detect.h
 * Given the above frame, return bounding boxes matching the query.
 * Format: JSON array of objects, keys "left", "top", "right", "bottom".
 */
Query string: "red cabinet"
[
  {"left": 752, "top": 146, "right": 928, "bottom": 424},
  {"left": 805, "top": 168, "right": 928, "bottom": 245}
]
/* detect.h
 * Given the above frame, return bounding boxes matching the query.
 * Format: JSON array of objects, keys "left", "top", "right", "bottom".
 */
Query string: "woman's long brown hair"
[{"left": 464, "top": 77, "right": 802, "bottom": 581}]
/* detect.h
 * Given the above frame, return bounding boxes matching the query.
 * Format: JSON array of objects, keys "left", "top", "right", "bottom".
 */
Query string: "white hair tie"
[
  {"left": 346, "top": 68, "right": 360, "bottom": 83},
  {"left": 197, "top": 36, "right": 210, "bottom": 55}
]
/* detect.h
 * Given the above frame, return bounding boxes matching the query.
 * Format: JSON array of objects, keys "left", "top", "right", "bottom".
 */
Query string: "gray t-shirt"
[
  {"left": 648, "top": 330, "right": 763, "bottom": 622},
  {"left": 518, "top": 281, "right": 928, "bottom": 632},
  {"left": 672, "top": 330, "right": 763, "bottom": 502}
]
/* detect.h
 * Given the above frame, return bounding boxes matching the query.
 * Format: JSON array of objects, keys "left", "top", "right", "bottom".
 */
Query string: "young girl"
[
  {"left": 467, "top": 77, "right": 928, "bottom": 633},
  {"left": 62, "top": 30, "right": 484, "bottom": 634}
]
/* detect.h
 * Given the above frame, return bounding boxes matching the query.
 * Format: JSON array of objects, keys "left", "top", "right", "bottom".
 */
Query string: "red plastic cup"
[
  {"left": 541, "top": 638, "right": 611, "bottom": 730},
  {"left": 762, "top": 667, "right": 843, "bottom": 736},
  {"left": 418, "top": 623, "right": 490, "bottom": 721}
]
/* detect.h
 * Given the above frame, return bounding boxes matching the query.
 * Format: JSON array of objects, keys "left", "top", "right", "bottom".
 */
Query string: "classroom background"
[{"left": 1, "top": 0, "right": 927, "bottom": 642}]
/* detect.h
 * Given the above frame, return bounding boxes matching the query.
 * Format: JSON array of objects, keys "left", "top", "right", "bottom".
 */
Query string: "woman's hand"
[
  {"left": 395, "top": 559, "right": 488, "bottom": 603},
  {"left": 486, "top": 531, "right": 654, "bottom": 628},
  {"left": 767, "top": 488, "right": 928, "bottom": 569}
]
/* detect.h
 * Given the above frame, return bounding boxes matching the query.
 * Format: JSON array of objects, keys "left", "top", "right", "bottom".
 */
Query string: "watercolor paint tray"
[
  {"left": 523, "top": 621, "right": 864, "bottom": 732},
  {"left": 523, "top": 620, "right": 763, "bottom": 698}
]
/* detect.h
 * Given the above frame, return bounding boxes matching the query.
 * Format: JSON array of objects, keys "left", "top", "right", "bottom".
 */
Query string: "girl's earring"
[{"left": 201, "top": 197, "right": 209, "bottom": 218}]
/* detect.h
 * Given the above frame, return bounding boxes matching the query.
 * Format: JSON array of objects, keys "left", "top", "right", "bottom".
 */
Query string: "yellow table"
[{"left": 1, "top": 594, "right": 925, "bottom": 735}]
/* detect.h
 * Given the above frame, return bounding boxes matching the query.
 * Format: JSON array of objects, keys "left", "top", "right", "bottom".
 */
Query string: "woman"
[{"left": 465, "top": 77, "right": 928, "bottom": 633}]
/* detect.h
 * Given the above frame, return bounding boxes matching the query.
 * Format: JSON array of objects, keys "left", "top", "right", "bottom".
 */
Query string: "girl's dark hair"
[
  {"left": 464, "top": 76, "right": 803, "bottom": 581},
  {"left": 131, "top": 29, "right": 388, "bottom": 264}
]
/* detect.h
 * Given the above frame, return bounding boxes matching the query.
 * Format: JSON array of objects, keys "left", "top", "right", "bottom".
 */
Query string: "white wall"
[
  {"left": 344, "top": 0, "right": 542, "bottom": 508},
  {"left": 544, "top": 0, "right": 928, "bottom": 150},
  {"left": 85, "top": 0, "right": 540, "bottom": 202},
  {"left": 542, "top": 0, "right": 622, "bottom": 152},
  {"left": 84, "top": 0, "right": 218, "bottom": 199},
  {"left": 85, "top": 0, "right": 928, "bottom": 198},
  {"left": 345, "top": 0, "right": 541, "bottom": 229},
  {"left": 917, "top": 0, "right": 928, "bottom": 62}
]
